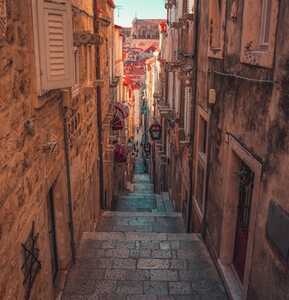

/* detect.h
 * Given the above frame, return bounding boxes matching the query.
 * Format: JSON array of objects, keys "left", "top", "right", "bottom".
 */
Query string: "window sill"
[{"left": 241, "top": 48, "right": 274, "bottom": 69}]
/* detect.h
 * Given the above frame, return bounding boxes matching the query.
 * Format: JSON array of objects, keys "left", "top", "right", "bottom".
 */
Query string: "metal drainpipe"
[
  {"left": 61, "top": 96, "right": 76, "bottom": 264},
  {"left": 187, "top": 0, "right": 200, "bottom": 233},
  {"left": 93, "top": 0, "right": 105, "bottom": 209}
]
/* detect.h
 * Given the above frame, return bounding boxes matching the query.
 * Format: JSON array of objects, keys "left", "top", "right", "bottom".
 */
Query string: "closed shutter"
[
  {"left": 187, "top": 0, "right": 194, "bottom": 13},
  {"left": 37, "top": 0, "right": 73, "bottom": 91}
]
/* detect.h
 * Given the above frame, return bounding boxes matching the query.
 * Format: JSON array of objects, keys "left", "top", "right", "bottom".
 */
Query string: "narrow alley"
[
  {"left": 1, "top": 0, "right": 289, "bottom": 299},
  {"left": 62, "top": 159, "right": 227, "bottom": 299}
]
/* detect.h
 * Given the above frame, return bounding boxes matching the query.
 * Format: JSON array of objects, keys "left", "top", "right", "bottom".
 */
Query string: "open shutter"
[{"left": 38, "top": 0, "right": 74, "bottom": 91}]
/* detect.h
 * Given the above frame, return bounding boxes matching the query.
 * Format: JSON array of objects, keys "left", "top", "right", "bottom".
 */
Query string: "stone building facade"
[
  {"left": 195, "top": 1, "right": 289, "bottom": 299},
  {"left": 156, "top": 0, "right": 289, "bottom": 299},
  {"left": 131, "top": 18, "right": 162, "bottom": 40},
  {"left": 0, "top": 0, "right": 120, "bottom": 299},
  {"left": 153, "top": 0, "right": 194, "bottom": 228},
  {"left": 95, "top": 0, "right": 115, "bottom": 210}
]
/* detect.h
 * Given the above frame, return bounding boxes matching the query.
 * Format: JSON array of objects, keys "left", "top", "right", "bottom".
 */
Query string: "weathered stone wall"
[
  {"left": 0, "top": 0, "right": 100, "bottom": 299},
  {"left": 98, "top": 0, "right": 115, "bottom": 209},
  {"left": 203, "top": 0, "right": 289, "bottom": 299}
]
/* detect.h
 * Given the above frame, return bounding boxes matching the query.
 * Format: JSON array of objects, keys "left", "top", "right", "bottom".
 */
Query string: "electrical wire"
[{"left": 212, "top": 70, "right": 275, "bottom": 84}]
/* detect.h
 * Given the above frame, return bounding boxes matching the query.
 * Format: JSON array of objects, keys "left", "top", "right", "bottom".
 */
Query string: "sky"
[{"left": 114, "top": 0, "right": 166, "bottom": 27}]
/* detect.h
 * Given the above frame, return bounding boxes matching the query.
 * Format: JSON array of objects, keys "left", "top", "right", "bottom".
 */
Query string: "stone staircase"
[
  {"left": 62, "top": 159, "right": 228, "bottom": 299},
  {"left": 63, "top": 226, "right": 227, "bottom": 299}
]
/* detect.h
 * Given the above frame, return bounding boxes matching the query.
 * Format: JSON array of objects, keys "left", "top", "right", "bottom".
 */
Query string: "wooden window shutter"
[{"left": 37, "top": 0, "right": 74, "bottom": 91}]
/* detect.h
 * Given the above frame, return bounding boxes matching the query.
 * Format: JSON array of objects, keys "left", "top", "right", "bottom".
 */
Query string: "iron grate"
[{"left": 21, "top": 222, "right": 41, "bottom": 300}]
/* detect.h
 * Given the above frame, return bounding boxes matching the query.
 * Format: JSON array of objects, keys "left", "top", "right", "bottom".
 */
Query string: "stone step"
[
  {"left": 83, "top": 232, "right": 200, "bottom": 241},
  {"left": 119, "top": 193, "right": 155, "bottom": 198},
  {"left": 96, "top": 213, "right": 186, "bottom": 233},
  {"left": 103, "top": 211, "right": 182, "bottom": 217}
]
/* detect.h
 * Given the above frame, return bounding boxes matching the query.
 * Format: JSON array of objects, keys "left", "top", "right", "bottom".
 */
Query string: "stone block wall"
[{"left": 0, "top": 1, "right": 100, "bottom": 299}]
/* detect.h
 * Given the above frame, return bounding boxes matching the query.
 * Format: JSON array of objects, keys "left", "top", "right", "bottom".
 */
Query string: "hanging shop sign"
[
  {"left": 149, "top": 122, "right": 162, "bottom": 140},
  {"left": 114, "top": 144, "right": 127, "bottom": 163}
]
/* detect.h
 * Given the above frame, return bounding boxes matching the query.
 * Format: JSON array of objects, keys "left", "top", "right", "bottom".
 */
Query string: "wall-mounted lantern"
[{"left": 149, "top": 122, "right": 162, "bottom": 140}]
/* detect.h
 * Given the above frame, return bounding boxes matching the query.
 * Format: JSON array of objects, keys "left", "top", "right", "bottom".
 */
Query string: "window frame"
[
  {"left": 72, "top": 47, "right": 80, "bottom": 96},
  {"left": 184, "top": 86, "right": 192, "bottom": 137},
  {"left": 208, "top": 0, "right": 226, "bottom": 59},
  {"left": 32, "top": 0, "right": 74, "bottom": 95},
  {"left": 240, "top": 0, "right": 278, "bottom": 68},
  {"left": 259, "top": 0, "right": 272, "bottom": 48},
  {"left": 193, "top": 107, "right": 209, "bottom": 218}
]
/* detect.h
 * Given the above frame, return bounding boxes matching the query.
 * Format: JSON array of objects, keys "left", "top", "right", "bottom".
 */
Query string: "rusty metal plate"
[{"left": 267, "top": 201, "right": 289, "bottom": 262}]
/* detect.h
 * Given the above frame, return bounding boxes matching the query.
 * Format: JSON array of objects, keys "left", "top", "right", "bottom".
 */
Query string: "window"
[
  {"left": 259, "top": 0, "right": 272, "bottom": 47},
  {"left": 33, "top": 0, "right": 74, "bottom": 94},
  {"left": 199, "top": 117, "right": 207, "bottom": 154},
  {"left": 0, "top": 0, "right": 7, "bottom": 39},
  {"left": 208, "top": 0, "right": 226, "bottom": 58},
  {"left": 72, "top": 47, "right": 80, "bottom": 93},
  {"left": 87, "top": 46, "right": 93, "bottom": 84},
  {"left": 175, "top": 75, "right": 181, "bottom": 116},
  {"left": 241, "top": 0, "right": 278, "bottom": 68},
  {"left": 194, "top": 108, "right": 209, "bottom": 215},
  {"left": 187, "top": 0, "right": 194, "bottom": 14},
  {"left": 184, "top": 87, "right": 192, "bottom": 137},
  {"left": 168, "top": 71, "right": 174, "bottom": 108}
]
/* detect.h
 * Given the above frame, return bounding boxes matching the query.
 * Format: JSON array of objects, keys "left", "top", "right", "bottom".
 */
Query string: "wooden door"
[{"left": 233, "top": 162, "right": 254, "bottom": 282}]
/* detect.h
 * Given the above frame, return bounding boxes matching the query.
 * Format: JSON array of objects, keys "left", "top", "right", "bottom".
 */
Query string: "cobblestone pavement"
[{"left": 62, "top": 160, "right": 228, "bottom": 299}]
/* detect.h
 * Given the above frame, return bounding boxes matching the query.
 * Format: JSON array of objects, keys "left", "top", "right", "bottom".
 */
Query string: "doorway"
[
  {"left": 233, "top": 162, "right": 254, "bottom": 282},
  {"left": 219, "top": 135, "right": 262, "bottom": 299}
]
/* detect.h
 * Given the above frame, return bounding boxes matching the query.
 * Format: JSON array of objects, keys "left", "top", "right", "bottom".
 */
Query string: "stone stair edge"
[
  {"left": 102, "top": 211, "right": 183, "bottom": 217},
  {"left": 82, "top": 231, "right": 201, "bottom": 241}
]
